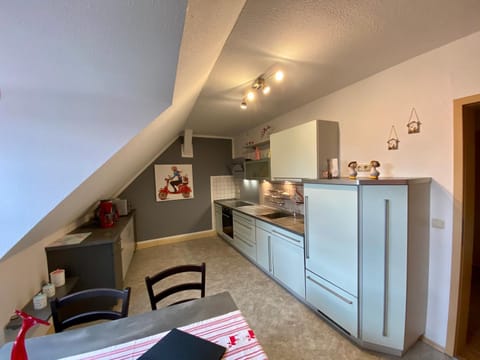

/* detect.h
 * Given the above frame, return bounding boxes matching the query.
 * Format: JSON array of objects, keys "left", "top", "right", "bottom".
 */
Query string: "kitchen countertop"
[
  {"left": 303, "top": 177, "right": 432, "bottom": 185},
  {"left": 214, "top": 199, "right": 304, "bottom": 236}
]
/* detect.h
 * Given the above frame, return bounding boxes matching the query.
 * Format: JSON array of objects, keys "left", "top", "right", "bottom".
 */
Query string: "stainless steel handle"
[
  {"left": 305, "top": 195, "right": 310, "bottom": 259},
  {"left": 272, "top": 230, "right": 301, "bottom": 244},
  {"left": 307, "top": 276, "right": 353, "bottom": 305},
  {"left": 268, "top": 235, "right": 272, "bottom": 272},
  {"left": 383, "top": 199, "right": 390, "bottom": 337}
]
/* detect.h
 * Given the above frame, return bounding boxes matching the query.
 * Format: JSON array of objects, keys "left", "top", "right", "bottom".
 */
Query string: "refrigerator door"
[{"left": 304, "top": 184, "right": 358, "bottom": 297}]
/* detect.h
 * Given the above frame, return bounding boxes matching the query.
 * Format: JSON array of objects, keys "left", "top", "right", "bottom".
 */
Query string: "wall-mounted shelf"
[{"left": 243, "top": 139, "right": 270, "bottom": 149}]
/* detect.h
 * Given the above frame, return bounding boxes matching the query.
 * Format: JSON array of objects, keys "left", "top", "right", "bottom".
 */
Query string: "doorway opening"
[{"left": 448, "top": 94, "right": 480, "bottom": 359}]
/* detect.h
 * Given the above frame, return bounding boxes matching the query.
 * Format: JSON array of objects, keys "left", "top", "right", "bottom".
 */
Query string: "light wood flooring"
[{"left": 124, "top": 236, "right": 452, "bottom": 360}]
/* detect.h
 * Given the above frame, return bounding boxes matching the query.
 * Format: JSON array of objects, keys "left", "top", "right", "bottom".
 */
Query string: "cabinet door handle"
[
  {"left": 272, "top": 230, "right": 302, "bottom": 244},
  {"left": 236, "top": 221, "right": 253, "bottom": 231},
  {"left": 307, "top": 276, "right": 353, "bottom": 305},
  {"left": 268, "top": 235, "right": 272, "bottom": 272},
  {"left": 305, "top": 195, "right": 310, "bottom": 259},
  {"left": 383, "top": 199, "right": 390, "bottom": 337}
]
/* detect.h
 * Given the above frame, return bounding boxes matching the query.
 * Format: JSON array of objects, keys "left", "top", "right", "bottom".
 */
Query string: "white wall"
[
  {"left": 0, "top": 1, "right": 188, "bottom": 259},
  {"left": 234, "top": 31, "right": 480, "bottom": 348},
  {"left": 0, "top": 0, "right": 247, "bottom": 345}
]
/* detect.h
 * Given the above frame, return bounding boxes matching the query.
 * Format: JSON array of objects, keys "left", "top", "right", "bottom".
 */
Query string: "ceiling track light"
[{"left": 240, "top": 69, "right": 284, "bottom": 110}]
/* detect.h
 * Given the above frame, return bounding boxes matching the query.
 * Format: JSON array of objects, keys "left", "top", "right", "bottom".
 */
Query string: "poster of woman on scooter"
[{"left": 154, "top": 164, "right": 194, "bottom": 201}]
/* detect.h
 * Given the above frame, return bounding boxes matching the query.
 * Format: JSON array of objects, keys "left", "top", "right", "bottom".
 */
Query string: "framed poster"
[{"left": 154, "top": 164, "right": 194, "bottom": 201}]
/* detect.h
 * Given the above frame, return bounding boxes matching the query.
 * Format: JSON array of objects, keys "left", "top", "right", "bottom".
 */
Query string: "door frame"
[{"left": 446, "top": 94, "right": 480, "bottom": 355}]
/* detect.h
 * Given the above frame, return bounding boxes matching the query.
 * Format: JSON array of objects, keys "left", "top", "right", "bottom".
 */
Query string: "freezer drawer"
[{"left": 306, "top": 270, "right": 358, "bottom": 337}]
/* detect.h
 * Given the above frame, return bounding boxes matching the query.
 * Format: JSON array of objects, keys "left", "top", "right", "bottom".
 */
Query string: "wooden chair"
[
  {"left": 145, "top": 263, "right": 206, "bottom": 310},
  {"left": 50, "top": 287, "right": 131, "bottom": 333}
]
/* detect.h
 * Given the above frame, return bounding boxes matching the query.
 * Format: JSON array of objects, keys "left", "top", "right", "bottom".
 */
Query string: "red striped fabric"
[{"left": 60, "top": 310, "right": 268, "bottom": 360}]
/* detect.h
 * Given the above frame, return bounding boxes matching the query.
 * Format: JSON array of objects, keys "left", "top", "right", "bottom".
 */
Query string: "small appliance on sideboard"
[
  {"left": 95, "top": 200, "right": 119, "bottom": 228},
  {"left": 112, "top": 198, "right": 129, "bottom": 216}
]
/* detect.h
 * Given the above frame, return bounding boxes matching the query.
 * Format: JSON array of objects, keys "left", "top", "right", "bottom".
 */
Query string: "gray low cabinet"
[{"left": 45, "top": 213, "right": 136, "bottom": 292}]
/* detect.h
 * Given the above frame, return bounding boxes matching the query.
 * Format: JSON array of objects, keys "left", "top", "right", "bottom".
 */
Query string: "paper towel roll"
[{"left": 50, "top": 269, "right": 65, "bottom": 287}]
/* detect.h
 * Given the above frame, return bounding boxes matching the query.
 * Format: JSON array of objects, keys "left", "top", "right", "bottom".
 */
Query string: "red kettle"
[{"left": 96, "top": 200, "right": 118, "bottom": 228}]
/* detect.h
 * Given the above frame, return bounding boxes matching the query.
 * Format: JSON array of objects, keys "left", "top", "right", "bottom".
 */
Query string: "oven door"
[{"left": 221, "top": 207, "right": 233, "bottom": 240}]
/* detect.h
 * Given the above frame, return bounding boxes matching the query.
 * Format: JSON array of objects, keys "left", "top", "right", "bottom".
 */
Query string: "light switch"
[{"left": 432, "top": 218, "right": 445, "bottom": 229}]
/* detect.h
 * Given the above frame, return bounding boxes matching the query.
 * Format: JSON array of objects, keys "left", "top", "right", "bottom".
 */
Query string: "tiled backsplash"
[
  {"left": 211, "top": 175, "right": 240, "bottom": 200},
  {"left": 260, "top": 181, "right": 304, "bottom": 215}
]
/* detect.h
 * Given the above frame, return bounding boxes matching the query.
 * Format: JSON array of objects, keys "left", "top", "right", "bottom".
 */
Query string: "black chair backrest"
[
  {"left": 50, "top": 287, "right": 131, "bottom": 333},
  {"left": 145, "top": 263, "right": 206, "bottom": 310}
]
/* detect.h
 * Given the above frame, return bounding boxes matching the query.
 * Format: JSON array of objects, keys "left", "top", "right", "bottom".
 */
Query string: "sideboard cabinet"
[{"left": 45, "top": 212, "right": 136, "bottom": 292}]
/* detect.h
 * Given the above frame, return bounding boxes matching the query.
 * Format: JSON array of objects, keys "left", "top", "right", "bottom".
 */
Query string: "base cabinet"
[
  {"left": 304, "top": 180, "right": 430, "bottom": 355},
  {"left": 45, "top": 213, "right": 136, "bottom": 292},
  {"left": 255, "top": 221, "right": 272, "bottom": 273},
  {"left": 271, "top": 228, "right": 305, "bottom": 299},
  {"left": 120, "top": 216, "right": 135, "bottom": 280},
  {"left": 306, "top": 270, "right": 358, "bottom": 337},
  {"left": 233, "top": 211, "right": 256, "bottom": 262},
  {"left": 214, "top": 204, "right": 223, "bottom": 234},
  {"left": 255, "top": 220, "right": 305, "bottom": 299},
  {"left": 360, "top": 184, "right": 429, "bottom": 353}
]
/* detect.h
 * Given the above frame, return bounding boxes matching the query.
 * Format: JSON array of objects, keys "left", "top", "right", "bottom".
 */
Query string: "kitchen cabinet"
[
  {"left": 255, "top": 219, "right": 305, "bottom": 299},
  {"left": 270, "top": 227, "right": 305, "bottom": 299},
  {"left": 45, "top": 213, "right": 136, "bottom": 292},
  {"left": 244, "top": 159, "right": 270, "bottom": 180},
  {"left": 270, "top": 120, "right": 339, "bottom": 180},
  {"left": 360, "top": 184, "right": 429, "bottom": 354},
  {"left": 304, "top": 184, "right": 358, "bottom": 336},
  {"left": 214, "top": 204, "right": 223, "bottom": 234},
  {"left": 120, "top": 216, "right": 135, "bottom": 280},
  {"left": 304, "top": 179, "right": 430, "bottom": 355},
  {"left": 233, "top": 210, "right": 256, "bottom": 261},
  {"left": 255, "top": 220, "right": 273, "bottom": 273}
]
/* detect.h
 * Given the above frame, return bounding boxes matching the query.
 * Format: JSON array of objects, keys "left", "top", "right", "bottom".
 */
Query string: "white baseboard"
[{"left": 136, "top": 230, "right": 216, "bottom": 249}]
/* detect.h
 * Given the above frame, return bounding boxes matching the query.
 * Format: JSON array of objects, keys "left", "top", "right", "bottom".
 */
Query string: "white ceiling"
[{"left": 186, "top": 0, "right": 480, "bottom": 136}]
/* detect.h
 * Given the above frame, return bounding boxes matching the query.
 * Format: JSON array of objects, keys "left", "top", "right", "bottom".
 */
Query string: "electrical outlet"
[{"left": 432, "top": 218, "right": 445, "bottom": 229}]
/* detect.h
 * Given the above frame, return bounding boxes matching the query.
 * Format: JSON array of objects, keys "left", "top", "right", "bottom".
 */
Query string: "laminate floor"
[{"left": 124, "top": 236, "right": 451, "bottom": 360}]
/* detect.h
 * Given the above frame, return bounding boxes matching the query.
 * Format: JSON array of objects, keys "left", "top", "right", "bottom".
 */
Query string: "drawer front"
[
  {"left": 256, "top": 219, "right": 274, "bottom": 233},
  {"left": 235, "top": 232, "right": 257, "bottom": 261},
  {"left": 271, "top": 227, "right": 303, "bottom": 249},
  {"left": 306, "top": 270, "right": 358, "bottom": 337},
  {"left": 233, "top": 210, "right": 255, "bottom": 225}
]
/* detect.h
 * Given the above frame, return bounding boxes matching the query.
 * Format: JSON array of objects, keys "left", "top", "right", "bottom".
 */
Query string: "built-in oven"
[{"left": 221, "top": 206, "right": 233, "bottom": 239}]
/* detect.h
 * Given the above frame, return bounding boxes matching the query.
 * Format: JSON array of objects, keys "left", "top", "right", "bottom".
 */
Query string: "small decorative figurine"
[
  {"left": 369, "top": 160, "right": 381, "bottom": 179},
  {"left": 11, "top": 310, "right": 49, "bottom": 360},
  {"left": 347, "top": 161, "right": 358, "bottom": 179}
]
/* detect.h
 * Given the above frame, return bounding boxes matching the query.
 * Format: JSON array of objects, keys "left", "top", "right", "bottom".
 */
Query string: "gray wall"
[{"left": 120, "top": 137, "right": 232, "bottom": 241}]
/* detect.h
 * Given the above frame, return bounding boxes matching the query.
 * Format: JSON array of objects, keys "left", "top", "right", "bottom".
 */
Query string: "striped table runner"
[{"left": 60, "top": 310, "right": 268, "bottom": 360}]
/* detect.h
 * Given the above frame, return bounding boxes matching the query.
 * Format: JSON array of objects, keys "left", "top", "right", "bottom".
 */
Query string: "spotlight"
[
  {"left": 239, "top": 68, "right": 284, "bottom": 109},
  {"left": 274, "top": 70, "right": 284, "bottom": 81}
]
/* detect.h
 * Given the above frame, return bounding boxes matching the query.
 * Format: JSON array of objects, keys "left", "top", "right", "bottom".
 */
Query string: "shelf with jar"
[{"left": 243, "top": 139, "right": 270, "bottom": 160}]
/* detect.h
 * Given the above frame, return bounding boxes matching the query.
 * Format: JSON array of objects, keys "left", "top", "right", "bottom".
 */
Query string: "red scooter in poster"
[{"left": 158, "top": 174, "right": 191, "bottom": 200}]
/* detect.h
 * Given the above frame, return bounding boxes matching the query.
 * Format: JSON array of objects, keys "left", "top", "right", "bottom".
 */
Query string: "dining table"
[{"left": 0, "top": 291, "right": 268, "bottom": 359}]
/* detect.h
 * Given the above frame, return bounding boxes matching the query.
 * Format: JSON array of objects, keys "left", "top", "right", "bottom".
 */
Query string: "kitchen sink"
[
  {"left": 231, "top": 200, "right": 252, "bottom": 207},
  {"left": 262, "top": 212, "right": 291, "bottom": 219}
]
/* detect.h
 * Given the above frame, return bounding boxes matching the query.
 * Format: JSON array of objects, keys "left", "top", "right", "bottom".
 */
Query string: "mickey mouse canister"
[{"left": 42, "top": 283, "right": 56, "bottom": 297}]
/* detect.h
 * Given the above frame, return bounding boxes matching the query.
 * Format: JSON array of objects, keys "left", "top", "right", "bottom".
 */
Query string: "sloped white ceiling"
[
  {"left": 0, "top": 0, "right": 247, "bottom": 259},
  {"left": 186, "top": 0, "right": 480, "bottom": 136}
]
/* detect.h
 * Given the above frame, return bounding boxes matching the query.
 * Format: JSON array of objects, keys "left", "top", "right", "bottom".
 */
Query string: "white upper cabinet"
[{"left": 270, "top": 120, "right": 339, "bottom": 180}]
